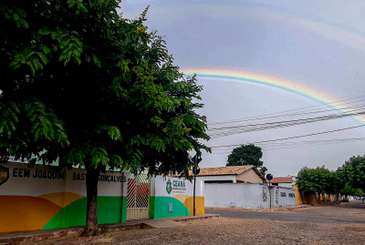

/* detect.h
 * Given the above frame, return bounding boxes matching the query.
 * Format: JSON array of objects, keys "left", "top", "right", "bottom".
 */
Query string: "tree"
[
  {"left": 337, "top": 155, "right": 365, "bottom": 191},
  {"left": 226, "top": 144, "right": 267, "bottom": 176},
  {"left": 296, "top": 166, "right": 333, "bottom": 200},
  {"left": 1, "top": 1, "right": 210, "bottom": 235}
]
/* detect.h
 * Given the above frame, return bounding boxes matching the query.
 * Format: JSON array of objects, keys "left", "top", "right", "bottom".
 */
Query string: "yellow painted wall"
[
  {"left": 293, "top": 185, "right": 303, "bottom": 205},
  {"left": 0, "top": 196, "right": 62, "bottom": 233},
  {"left": 184, "top": 196, "right": 205, "bottom": 215}
]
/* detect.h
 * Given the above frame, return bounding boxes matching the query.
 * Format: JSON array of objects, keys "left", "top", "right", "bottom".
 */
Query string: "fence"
[{"left": 126, "top": 173, "right": 150, "bottom": 220}]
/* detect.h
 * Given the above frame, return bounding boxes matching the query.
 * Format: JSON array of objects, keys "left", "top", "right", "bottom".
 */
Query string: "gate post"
[
  {"left": 149, "top": 177, "right": 156, "bottom": 219},
  {"left": 121, "top": 171, "right": 128, "bottom": 222}
]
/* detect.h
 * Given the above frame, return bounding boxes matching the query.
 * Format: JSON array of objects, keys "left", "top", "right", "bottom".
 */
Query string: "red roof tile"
[{"left": 270, "top": 177, "right": 293, "bottom": 183}]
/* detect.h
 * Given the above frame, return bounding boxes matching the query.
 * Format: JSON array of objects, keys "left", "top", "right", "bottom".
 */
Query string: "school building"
[{"left": 0, "top": 161, "right": 204, "bottom": 233}]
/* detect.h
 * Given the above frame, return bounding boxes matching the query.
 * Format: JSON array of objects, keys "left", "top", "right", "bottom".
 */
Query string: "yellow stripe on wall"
[
  {"left": 37, "top": 192, "right": 85, "bottom": 208},
  {"left": 0, "top": 196, "right": 62, "bottom": 233},
  {"left": 184, "top": 196, "right": 205, "bottom": 215}
]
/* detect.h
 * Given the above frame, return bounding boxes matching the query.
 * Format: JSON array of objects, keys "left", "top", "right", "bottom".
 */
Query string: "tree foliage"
[
  {"left": 1, "top": 0, "right": 210, "bottom": 235},
  {"left": 296, "top": 156, "right": 365, "bottom": 199},
  {"left": 296, "top": 166, "right": 334, "bottom": 196},
  {"left": 226, "top": 144, "right": 267, "bottom": 176},
  {"left": 338, "top": 155, "right": 365, "bottom": 191}
]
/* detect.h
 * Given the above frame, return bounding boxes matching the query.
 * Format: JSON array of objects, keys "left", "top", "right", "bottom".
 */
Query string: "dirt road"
[{"left": 37, "top": 203, "right": 365, "bottom": 244}]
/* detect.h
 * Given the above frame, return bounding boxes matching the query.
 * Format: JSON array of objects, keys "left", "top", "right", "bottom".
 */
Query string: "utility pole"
[
  {"left": 192, "top": 154, "right": 201, "bottom": 216},
  {"left": 266, "top": 173, "right": 273, "bottom": 209},
  {"left": 193, "top": 156, "right": 196, "bottom": 216}
]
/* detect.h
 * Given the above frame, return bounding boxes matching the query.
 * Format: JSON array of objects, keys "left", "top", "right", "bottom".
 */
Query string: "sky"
[{"left": 120, "top": 1, "right": 365, "bottom": 177}]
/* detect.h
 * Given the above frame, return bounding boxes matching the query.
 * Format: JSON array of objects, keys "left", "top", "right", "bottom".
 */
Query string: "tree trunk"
[{"left": 81, "top": 165, "right": 100, "bottom": 236}]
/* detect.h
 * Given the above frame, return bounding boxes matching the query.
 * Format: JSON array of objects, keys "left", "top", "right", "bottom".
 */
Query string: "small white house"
[
  {"left": 270, "top": 177, "right": 294, "bottom": 188},
  {"left": 195, "top": 165, "right": 265, "bottom": 183}
]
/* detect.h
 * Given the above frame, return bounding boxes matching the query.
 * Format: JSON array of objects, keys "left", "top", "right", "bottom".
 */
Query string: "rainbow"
[{"left": 180, "top": 67, "right": 365, "bottom": 125}]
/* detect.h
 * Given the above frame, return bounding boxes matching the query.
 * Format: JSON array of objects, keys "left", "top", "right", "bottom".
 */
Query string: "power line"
[
  {"left": 209, "top": 104, "right": 365, "bottom": 125},
  {"left": 209, "top": 95, "right": 365, "bottom": 125},
  {"left": 209, "top": 108, "right": 365, "bottom": 131},
  {"left": 210, "top": 124, "right": 365, "bottom": 149},
  {"left": 208, "top": 109, "right": 365, "bottom": 138},
  {"left": 211, "top": 137, "right": 365, "bottom": 154}
]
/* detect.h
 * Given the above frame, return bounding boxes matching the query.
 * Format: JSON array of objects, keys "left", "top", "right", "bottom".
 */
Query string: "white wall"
[
  {"left": 0, "top": 161, "right": 128, "bottom": 197},
  {"left": 205, "top": 183, "right": 270, "bottom": 209},
  {"left": 205, "top": 183, "right": 296, "bottom": 209},
  {"left": 151, "top": 176, "right": 203, "bottom": 197},
  {"left": 270, "top": 186, "right": 296, "bottom": 207}
]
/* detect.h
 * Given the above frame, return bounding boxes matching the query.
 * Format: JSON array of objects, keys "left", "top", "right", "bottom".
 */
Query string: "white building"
[{"left": 195, "top": 165, "right": 265, "bottom": 183}]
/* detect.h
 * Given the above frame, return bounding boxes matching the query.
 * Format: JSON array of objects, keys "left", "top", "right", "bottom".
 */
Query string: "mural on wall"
[
  {"left": 166, "top": 178, "right": 172, "bottom": 194},
  {"left": 275, "top": 189, "right": 279, "bottom": 204},
  {"left": 0, "top": 162, "right": 127, "bottom": 233},
  {"left": 151, "top": 176, "right": 204, "bottom": 219},
  {"left": 0, "top": 164, "right": 9, "bottom": 186},
  {"left": 262, "top": 187, "right": 268, "bottom": 202}
]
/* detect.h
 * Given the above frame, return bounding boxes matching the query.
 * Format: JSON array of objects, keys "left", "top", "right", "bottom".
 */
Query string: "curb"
[
  {"left": 0, "top": 214, "right": 219, "bottom": 244},
  {"left": 172, "top": 214, "right": 220, "bottom": 222},
  {"left": 0, "top": 223, "right": 143, "bottom": 244},
  {"left": 205, "top": 205, "right": 311, "bottom": 213},
  {"left": 0, "top": 228, "right": 83, "bottom": 245}
]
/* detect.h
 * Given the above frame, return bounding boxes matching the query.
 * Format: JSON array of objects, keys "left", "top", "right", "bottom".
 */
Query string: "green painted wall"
[
  {"left": 121, "top": 196, "right": 127, "bottom": 222},
  {"left": 42, "top": 196, "right": 126, "bottom": 230},
  {"left": 149, "top": 196, "right": 155, "bottom": 219},
  {"left": 150, "top": 196, "right": 190, "bottom": 219}
]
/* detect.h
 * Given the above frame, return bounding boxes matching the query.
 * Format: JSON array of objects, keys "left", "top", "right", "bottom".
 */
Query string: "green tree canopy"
[
  {"left": 337, "top": 155, "right": 365, "bottom": 192},
  {"left": 226, "top": 144, "right": 267, "bottom": 176},
  {"left": 296, "top": 166, "right": 334, "bottom": 197},
  {"left": 1, "top": 1, "right": 210, "bottom": 235}
]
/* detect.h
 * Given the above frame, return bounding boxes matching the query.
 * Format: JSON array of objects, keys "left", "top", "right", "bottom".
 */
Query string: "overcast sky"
[{"left": 120, "top": 1, "right": 365, "bottom": 177}]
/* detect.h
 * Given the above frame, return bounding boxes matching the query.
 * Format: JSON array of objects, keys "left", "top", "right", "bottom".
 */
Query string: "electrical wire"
[
  {"left": 211, "top": 137, "right": 365, "bottom": 154},
  {"left": 207, "top": 106, "right": 365, "bottom": 139},
  {"left": 210, "top": 124, "right": 365, "bottom": 149},
  {"left": 209, "top": 95, "right": 365, "bottom": 125}
]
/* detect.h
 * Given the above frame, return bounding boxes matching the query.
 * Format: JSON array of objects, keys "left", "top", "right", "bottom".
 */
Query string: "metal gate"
[{"left": 126, "top": 173, "right": 150, "bottom": 220}]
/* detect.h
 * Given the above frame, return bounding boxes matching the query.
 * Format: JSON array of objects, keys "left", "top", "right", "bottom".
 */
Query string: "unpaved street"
[
  {"left": 206, "top": 202, "right": 365, "bottom": 224},
  {"left": 37, "top": 202, "right": 365, "bottom": 245},
  {"left": 282, "top": 201, "right": 365, "bottom": 218},
  {"left": 38, "top": 217, "right": 365, "bottom": 244}
]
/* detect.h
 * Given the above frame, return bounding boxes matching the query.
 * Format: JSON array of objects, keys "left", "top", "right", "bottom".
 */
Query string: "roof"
[
  {"left": 270, "top": 177, "right": 293, "bottom": 183},
  {"left": 197, "top": 165, "right": 255, "bottom": 176},
  {"left": 171, "top": 165, "right": 266, "bottom": 181}
]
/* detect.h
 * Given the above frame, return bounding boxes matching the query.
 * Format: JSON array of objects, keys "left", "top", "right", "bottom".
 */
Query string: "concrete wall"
[
  {"left": 0, "top": 162, "right": 202, "bottom": 233},
  {"left": 293, "top": 185, "right": 304, "bottom": 205},
  {"left": 236, "top": 169, "right": 263, "bottom": 183},
  {"left": 205, "top": 183, "right": 296, "bottom": 209},
  {"left": 0, "top": 161, "right": 128, "bottom": 233},
  {"left": 150, "top": 176, "right": 204, "bottom": 219},
  {"left": 205, "top": 183, "right": 270, "bottom": 209},
  {"left": 270, "top": 186, "right": 296, "bottom": 207}
]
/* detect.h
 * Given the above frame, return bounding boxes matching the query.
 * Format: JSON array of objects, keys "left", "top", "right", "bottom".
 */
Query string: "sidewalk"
[
  {"left": 0, "top": 214, "right": 219, "bottom": 244},
  {"left": 206, "top": 204, "right": 310, "bottom": 213}
]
